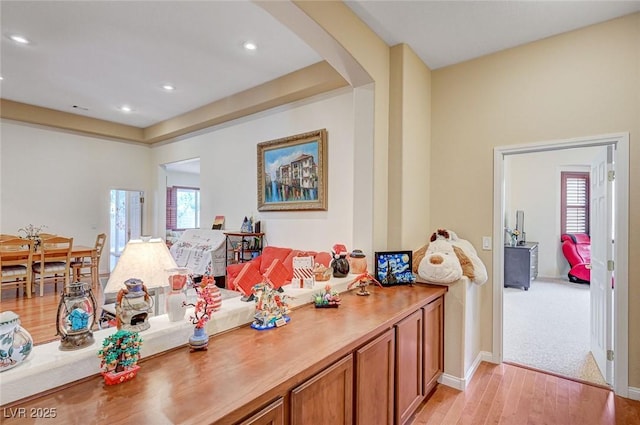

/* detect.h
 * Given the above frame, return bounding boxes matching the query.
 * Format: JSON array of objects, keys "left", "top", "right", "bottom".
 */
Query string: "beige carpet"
[{"left": 503, "top": 278, "right": 607, "bottom": 386}]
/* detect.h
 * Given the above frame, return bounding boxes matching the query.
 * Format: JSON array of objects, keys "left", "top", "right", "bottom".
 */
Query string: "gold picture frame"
[{"left": 257, "top": 129, "right": 328, "bottom": 211}]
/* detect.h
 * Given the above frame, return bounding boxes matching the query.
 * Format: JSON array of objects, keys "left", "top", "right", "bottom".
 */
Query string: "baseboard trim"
[
  {"left": 628, "top": 386, "right": 640, "bottom": 400},
  {"left": 438, "top": 351, "right": 493, "bottom": 391},
  {"left": 438, "top": 373, "right": 464, "bottom": 391}
]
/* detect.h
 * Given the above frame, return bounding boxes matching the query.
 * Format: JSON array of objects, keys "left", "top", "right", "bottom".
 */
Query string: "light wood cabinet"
[
  {"left": 9, "top": 285, "right": 445, "bottom": 425},
  {"left": 423, "top": 297, "right": 444, "bottom": 395},
  {"left": 238, "top": 398, "right": 284, "bottom": 425},
  {"left": 291, "top": 354, "right": 353, "bottom": 425},
  {"left": 395, "top": 309, "right": 424, "bottom": 425},
  {"left": 355, "top": 328, "right": 395, "bottom": 425}
]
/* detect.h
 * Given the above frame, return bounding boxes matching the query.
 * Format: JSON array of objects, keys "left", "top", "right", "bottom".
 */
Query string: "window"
[
  {"left": 166, "top": 186, "right": 200, "bottom": 230},
  {"left": 561, "top": 172, "right": 589, "bottom": 234}
]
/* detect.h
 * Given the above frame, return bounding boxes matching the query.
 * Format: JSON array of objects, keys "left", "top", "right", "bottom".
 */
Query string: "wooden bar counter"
[{"left": 2, "top": 284, "right": 446, "bottom": 425}]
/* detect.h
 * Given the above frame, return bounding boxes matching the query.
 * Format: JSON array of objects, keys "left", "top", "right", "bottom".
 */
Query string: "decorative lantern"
[
  {"left": 56, "top": 282, "right": 97, "bottom": 351},
  {"left": 115, "top": 278, "right": 153, "bottom": 332}
]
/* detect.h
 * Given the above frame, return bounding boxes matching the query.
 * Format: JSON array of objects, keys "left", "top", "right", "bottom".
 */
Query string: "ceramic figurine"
[
  {"left": 347, "top": 272, "right": 383, "bottom": 296},
  {"left": 348, "top": 249, "right": 368, "bottom": 274},
  {"left": 116, "top": 278, "right": 152, "bottom": 332},
  {"left": 166, "top": 267, "right": 190, "bottom": 322},
  {"left": 251, "top": 281, "right": 290, "bottom": 330},
  {"left": 331, "top": 244, "right": 350, "bottom": 277},
  {"left": 0, "top": 311, "right": 33, "bottom": 372},
  {"left": 313, "top": 284, "right": 341, "bottom": 308}
]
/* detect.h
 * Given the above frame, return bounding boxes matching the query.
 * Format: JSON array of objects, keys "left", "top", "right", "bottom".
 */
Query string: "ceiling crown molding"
[{"left": 1, "top": 61, "right": 347, "bottom": 145}]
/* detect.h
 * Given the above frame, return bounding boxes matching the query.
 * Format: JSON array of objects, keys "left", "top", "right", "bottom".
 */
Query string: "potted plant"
[{"left": 97, "top": 330, "right": 143, "bottom": 385}]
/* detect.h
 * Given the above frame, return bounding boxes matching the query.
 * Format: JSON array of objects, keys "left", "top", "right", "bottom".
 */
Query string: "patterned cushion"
[
  {"left": 33, "top": 262, "right": 67, "bottom": 273},
  {"left": 1, "top": 265, "right": 27, "bottom": 277}
]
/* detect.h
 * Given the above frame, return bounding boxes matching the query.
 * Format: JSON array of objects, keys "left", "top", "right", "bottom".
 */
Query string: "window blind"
[
  {"left": 561, "top": 172, "right": 589, "bottom": 235},
  {"left": 166, "top": 186, "right": 177, "bottom": 230}
]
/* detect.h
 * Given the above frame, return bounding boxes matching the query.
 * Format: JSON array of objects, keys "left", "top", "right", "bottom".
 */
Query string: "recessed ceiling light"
[
  {"left": 119, "top": 105, "right": 133, "bottom": 113},
  {"left": 9, "top": 34, "right": 30, "bottom": 44},
  {"left": 0, "top": 76, "right": 3, "bottom": 81},
  {"left": 162, "top": 84, "right": 175, "bottom": 91},
  {"left": 243, "top": 41, "right": 257, "bottom": 51}
]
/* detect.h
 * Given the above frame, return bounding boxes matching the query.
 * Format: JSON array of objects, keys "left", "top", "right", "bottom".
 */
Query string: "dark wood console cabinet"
[
  {"left": 504, "top": 242, "right": 539, "bottom": 290},
  {"left": 6, "top": 285, "right": 445, "bottom": 425}
]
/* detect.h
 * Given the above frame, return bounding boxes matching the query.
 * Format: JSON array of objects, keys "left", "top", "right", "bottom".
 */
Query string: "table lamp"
[{"left": 104, "top": 238, "right": 178, "bottom": 327}]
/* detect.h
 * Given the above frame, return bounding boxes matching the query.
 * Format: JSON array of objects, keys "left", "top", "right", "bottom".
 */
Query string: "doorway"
[
  {"left": 109, "top": 189, "right": 144, "bottom": 270},
  {"left": 162, "top": 158, "right": 201, "bottom": 245},
  {"left": 492, "top": 133, "right": 629, "bottom": 397}
]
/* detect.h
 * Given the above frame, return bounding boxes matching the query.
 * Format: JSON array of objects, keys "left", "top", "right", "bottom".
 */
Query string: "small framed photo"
[{"left": 374, "top": 251, "right": 415, "bottom": 286}]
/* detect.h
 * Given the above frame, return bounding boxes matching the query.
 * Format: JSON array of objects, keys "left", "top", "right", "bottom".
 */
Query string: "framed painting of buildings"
[{"left": 257, "top": 129, "right": 327, "bottom": 211}]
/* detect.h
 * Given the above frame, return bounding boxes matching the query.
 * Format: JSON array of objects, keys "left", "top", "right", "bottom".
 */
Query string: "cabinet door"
[
  {"left": 291, "top": 354, "right": 353, "bottom": 425},
  {"left": 238, "top": 398, "right": 284, "bottom": 425},
  {"left": 423, "top": 297, "right": 444, "bottom": 395},
  {"left": 355, "top": 328, "right": 395, "bottom": 425},
  {"left": 395, "top": 309, "right": 423, "bottom": 425}
]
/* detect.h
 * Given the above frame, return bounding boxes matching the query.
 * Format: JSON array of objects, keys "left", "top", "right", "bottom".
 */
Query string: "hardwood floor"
[
  {"left": 0, "top": 275, "right": 107, "bottom": 345},
  {"left": 413, "top": 362, "right": 640, "bottom": 425}
]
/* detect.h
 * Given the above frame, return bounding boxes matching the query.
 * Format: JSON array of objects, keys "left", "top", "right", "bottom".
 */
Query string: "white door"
[
  {"left": 589, "top": 146, "right": 613, "bottom": 384},
  {"left": 109, "top": 189, "right": 144, "bottom": 270}
]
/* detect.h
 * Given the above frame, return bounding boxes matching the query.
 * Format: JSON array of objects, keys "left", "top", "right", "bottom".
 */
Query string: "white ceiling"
[{"left": 1, "top": 1, "right": 639, "bottom": 129}]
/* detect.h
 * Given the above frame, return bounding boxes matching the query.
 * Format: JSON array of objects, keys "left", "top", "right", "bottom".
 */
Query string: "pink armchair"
[{"left": 560, "top": 233, "right": 590, "bottom": 284}]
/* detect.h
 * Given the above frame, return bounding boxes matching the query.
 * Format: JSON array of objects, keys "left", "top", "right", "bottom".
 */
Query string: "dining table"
[{"left": 0, "top": 244, "right": 98, "bottom": 298}]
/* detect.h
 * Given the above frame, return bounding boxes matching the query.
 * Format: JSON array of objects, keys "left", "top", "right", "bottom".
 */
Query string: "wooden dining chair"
[
  {"left": 71, "top": 233, "right": 106, "bottom": 285},
  {"left": 0, "top": 237, "right": 35, "bottom": 301},
  {"left": 32, "top": 236, "right": 73, "bottom": 296}
]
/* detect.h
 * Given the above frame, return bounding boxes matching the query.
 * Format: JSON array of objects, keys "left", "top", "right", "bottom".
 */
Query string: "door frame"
[
  {"left": 491, "top": 133, "right": 629, "bottom": 397},
  {"left": 109, "top": 188, "right": 144, "bottom": 271}
]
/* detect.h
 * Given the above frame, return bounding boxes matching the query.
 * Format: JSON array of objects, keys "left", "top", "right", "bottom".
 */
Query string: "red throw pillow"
[
  {"left": 234, "top": 262, "right": 264, "bottom": 296},
  {"left": 259, "top": 246, "right": 292, "bottom": 275},
  {"left": 264, "top": 259, "right": 290, "bottom": 289},
  {"left": 314, "top": 251, "right": 332, "bottom": 267}
]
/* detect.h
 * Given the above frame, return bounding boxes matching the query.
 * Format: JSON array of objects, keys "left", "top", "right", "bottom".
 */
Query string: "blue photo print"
[{"left": 375, "top": 251, "right": 415, "bottom": 286}]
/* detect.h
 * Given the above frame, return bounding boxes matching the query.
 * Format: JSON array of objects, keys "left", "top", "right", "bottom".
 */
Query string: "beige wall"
[
  {"left": 389, "top": 44, "right": 432, "bottom": 250},
  {"left": 431, "top": 13, "right": 640, "bottom": 386},
  {"left": 295, "top": 1, "right": 391, "bottom": 251}
]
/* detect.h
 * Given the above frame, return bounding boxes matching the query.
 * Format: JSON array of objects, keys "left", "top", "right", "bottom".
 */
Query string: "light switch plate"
[{"left": 482, "top": 236, "right": 492, "bottom": 250}]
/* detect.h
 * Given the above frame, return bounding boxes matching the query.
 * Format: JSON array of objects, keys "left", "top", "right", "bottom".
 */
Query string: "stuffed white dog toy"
[{"left": 414, "top": 229, "right": 488, "bottom": 285}]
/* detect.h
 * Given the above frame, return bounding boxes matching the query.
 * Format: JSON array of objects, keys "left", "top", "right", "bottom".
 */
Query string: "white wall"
[
  {"left": 505, "top": 146, "right": 603, "bottom": 278},
  {"left": 166, "top": 170, "right": 200, "bottom": 188},
  {"left": 1, "top": 88, "right": 361, "bottom": 274},
  {"left": 0, "top": 121, "right": 153, "bottom": 273},
  {"left": 152, "top": 88, "right": 359, "bottom": 253}
]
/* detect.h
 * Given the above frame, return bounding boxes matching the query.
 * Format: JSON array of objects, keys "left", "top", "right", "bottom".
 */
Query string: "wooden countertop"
[{"left": 3, "top": 283, "right": 446, "bottom": 424}]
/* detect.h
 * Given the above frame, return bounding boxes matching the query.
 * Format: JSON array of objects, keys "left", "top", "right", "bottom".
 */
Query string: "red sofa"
[
  {"left": 226, "top": 246, "right": 332, "bottom": 292},
  {"left": 560, "top": 233, "right": 591, "bottom": 284}
]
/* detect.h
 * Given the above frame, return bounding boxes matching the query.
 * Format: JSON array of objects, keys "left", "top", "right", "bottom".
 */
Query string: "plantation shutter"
[
  {"left": 166, "top": 186, "right": 177, "bottom": 230},
  {"left": 561, "top": 172, "right": 589, "bottom": 234}
]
